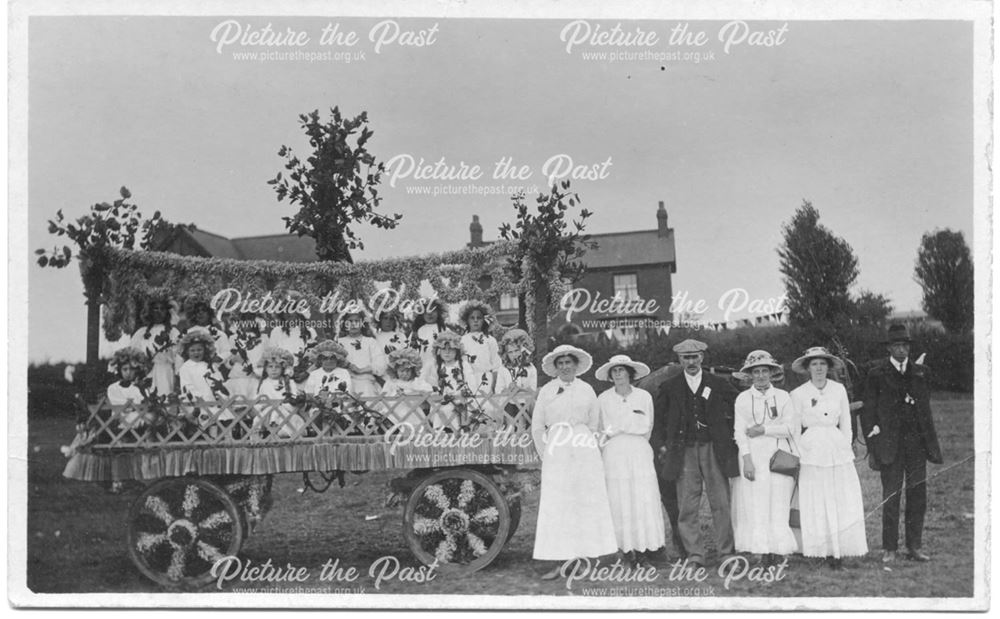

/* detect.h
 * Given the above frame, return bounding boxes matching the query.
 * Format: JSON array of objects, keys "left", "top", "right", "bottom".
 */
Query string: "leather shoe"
[
  {"left": 881, "top": 550, "right": 897, "bottom": 563},
  {"left": 906, "top": 548, "right": 931, "bottom": 562},
  {"left": 540, "top": 565, "right": 562, "bottom": 580}
]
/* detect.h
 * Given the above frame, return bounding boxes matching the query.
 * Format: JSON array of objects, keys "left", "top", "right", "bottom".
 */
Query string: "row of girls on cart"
[{"left": 106, "top": 296, "right": 539, "bottom": 429}]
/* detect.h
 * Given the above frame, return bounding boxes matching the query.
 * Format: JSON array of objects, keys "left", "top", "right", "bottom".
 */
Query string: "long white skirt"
[
  {"left": 533, "top": 423, "right": 618, "bottom": 560},
  {"left": 799, "top": 462, "right": 868, "bottom": 558},
  {"left": 732, "top": 458, "right": 798, "bottom": 554},
  {"left": 603, "top": 434, "right": 665, "bottom": 553}
]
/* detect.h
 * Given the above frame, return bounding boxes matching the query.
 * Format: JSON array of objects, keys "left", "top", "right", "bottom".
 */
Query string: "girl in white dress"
[
  {"left": 531, "top": 345, "right": 618, "bottom": 579},
  {"left": 373, "top": 309, "right": 409, "bottom": 363},
  {"left": 336, "top": 308, "right": 385, "bottom": 398},
  {"left": 731, "top": 350, "right": 799, "bottom": 564},
  {"left": 595, "top": 354, "right": 665, "bottom": 566},
  {"left": 129, "top": 297, "right": 181, "bottom": 396},
  {"left": 379, "top": 348, "right": 433, "bottom": 430},
  {"left": 494, "top": 329, "right": 538, "bottom": 430},
  {"left": 790, "top": 347, "right": 868, "bottom": 568},
  {"left": 410, "top": 299, "right": 447, "bottom": 368},
  {"left": 253, "top": 347, "right": 304, "bottom": 439},
  {"left": 181, "top": 298, "right": 231, "bottom": 366},
  {"left": 421, "top": 331, "right": 476, "bottom": 431},
  {"left": 304, "top": 340, "right": 353, "bottom": 396},
  {"left": 224, "top": 312, "right": 268, "bottom": 399},
  {"left": 176, "top": 331, "right": 233, "bottom": 434},
  {"left": 458, "top": 300, "right": 502, "bottom": 395},
  {"left": 105, "top": 346, "right": 156, "bottom": 434}
]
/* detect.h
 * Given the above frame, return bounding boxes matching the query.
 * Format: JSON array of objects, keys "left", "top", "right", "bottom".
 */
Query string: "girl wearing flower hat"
[
  {"left": 421, "top": 331, "right": 475, "bottom": 431},
  {"left": 731, "top": 350, "right": 799, "bottom": 566},
  {"left": 379, "top": 348, "right": 433, "bottom": 429},
  {"left": 304, "top": 340, "right": 353, "bottom": 397},
  {"left": 177, "top": 331, "right": 233, "bottom": 431},
  {"left": 595, "top": 354, "right": 665, "bottom": 567},
  {"left": 495, "top": 329, "right": 538, "bottom": 393},
  {"left": 531, "top": 344, "right": 618, "bottom": 578},
  {"left": 181, "top": 297, "right": 231, "bottom": 367},
  {"left": 106, "top": 346, "right": 156, "bottom": 433},
  {"left": 254, "top": 346, "right": 304, "bottom": 438},
  {"left": 458, "top": 300, "right": 502, "bottom": 395},
  {"left": 129, "top": 296, "right": 181, "bottom": 396},
  {"left": 789, "top": 346, "right": 868, "bottom": 567},
  {"left": 336, "top": 307, "right": 386, "bottom": 398}
]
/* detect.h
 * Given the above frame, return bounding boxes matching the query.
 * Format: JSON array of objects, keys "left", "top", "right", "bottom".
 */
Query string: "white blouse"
[
  {"left": 531, "top": 378, "right": 601, "bottom": 458},
  {"left": 597, "top": 386, "right": 654, "bottom": 440},
  {"left": 304, "top": 367, "right": 353, "bottom": 396},
  {"left": 495, "top": 363, "right": 539, "bottom": 392},
  {"left": 733, "top": 385, "right": 795, "bottom": 459},
  {"left": 337, "top": 335, "right": 387, "bottom": 377}
]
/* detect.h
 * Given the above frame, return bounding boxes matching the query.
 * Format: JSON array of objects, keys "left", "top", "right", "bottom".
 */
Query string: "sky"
[{"left": 24, "top": 16, "right": 974, "bottom": 362}]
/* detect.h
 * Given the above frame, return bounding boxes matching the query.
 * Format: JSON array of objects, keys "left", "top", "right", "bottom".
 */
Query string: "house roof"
[
  {"left": 585, "top": 229, "right": 676, "bottom": 272},
  {"left": 159, "top": 227, "right": 321, "bottom": 263}
]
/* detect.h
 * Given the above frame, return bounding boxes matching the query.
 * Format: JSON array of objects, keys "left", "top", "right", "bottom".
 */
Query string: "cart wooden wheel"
[
  {"left": 127, "top": 477, "right": 244, "bottom": 589},
  {"left": 403, "top": 469, "right": 511, "bottom": 574}
]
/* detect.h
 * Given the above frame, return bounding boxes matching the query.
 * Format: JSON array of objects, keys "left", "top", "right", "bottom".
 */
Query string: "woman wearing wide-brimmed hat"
[
  {"left": 594, "top": 354, "right": 665, "bottom": 566},
  {"left": 789, "top": 346, "right": 868, "bottom": 568},
  {"left": 531, "top": 344, "right": 618, "bottom": 579},
  {"left": 731, "top": 350, "right": 799, "bottom": 565}
]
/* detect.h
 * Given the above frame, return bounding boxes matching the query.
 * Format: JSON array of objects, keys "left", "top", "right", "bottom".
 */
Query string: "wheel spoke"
[
  {"left": 423, "top": 484, "right": 451, "bottom": 511},
  {"left": 466, "top": 531, "right": 488, "bottom": 557},
  {"left": 135, "top": 532, "right": 168, "bottom": 554},
  {"left": 182, "top": 484, "right": 201, "bottom": 518},
  {"left": 412, "top": 516, "right": 440, "bottom": 535},
  {"left": 144, "top": 495, "right": 174, "bottom": 525},
  {"left": 200, "top": 510, "right": 233, "bottom": 530},
  {"left": 166, "top": 547, "right": 187, "bottom": 581},
  {"left": 434, "top": 535, "right": 457, "bottom": 563},
  {"left": 471, "top": 506, "right": 500, "bottom": 525},
  {"left": 196, "top": 540, "right": 227, "bottom": 563},
  {"left": 457, "top": 480, "right": 476, "bottom": 508}
]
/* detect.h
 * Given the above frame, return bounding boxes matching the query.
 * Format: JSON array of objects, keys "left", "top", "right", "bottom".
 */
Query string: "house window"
[
  {"left": 613, "top": 273, "right": 639, "bottom": 301},
  {"left": 500, "top": 293, "right": 519, "bottom": 311}
]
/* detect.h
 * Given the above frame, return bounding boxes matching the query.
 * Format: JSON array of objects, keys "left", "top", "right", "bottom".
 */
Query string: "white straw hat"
[
  {"left": 594, "top": 354, "right": 651, "bottom": 382},
  {"left": 540, "top": 344, "right": 593, "bottom": 378}
]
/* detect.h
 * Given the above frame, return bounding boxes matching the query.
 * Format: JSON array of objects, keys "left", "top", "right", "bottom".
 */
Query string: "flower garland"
[{"left": 93, "top": 242, "right": 523, "bottom": 341}]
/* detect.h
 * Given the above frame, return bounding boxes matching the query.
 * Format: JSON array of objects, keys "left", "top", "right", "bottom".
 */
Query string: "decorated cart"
[{"left": 61, "top": 241, "right": 545, "bottom": 589}]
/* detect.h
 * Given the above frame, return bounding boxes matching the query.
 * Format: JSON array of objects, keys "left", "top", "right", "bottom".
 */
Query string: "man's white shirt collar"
[
  {"left": 685, "top": 370, "right": 702, "bottom": 393},
  {"left": 891, "top": 357, "right": 908, "bottom": 374}
]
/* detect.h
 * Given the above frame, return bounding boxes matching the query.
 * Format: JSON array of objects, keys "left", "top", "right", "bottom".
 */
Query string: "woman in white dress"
[
  {"left": 731, "top": 350, "right": 799, "bottom": 565},
  {"left": 790, "top": 346, "right": 868, "bottom": 568},
  {"left": 531, "top": 344, "right": 618, "bottom": 579},
  {"left": 594, "top": 354, "right": 665, "bottom": 567},
  {"left": 129, "top": 297, "right": 181, "bottom": 396}
]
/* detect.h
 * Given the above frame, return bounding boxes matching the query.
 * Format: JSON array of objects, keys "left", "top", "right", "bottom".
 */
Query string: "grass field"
[{"left": 24, "top": 394, "right": 976, "bottom": 599}]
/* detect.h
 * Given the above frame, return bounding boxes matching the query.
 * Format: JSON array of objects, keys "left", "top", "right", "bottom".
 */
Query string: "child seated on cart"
[
  {"left": 379, "top": 347, "right": 433, "bottom": 431},
  {"left": 253, "top": 346, "right": 305, "bottom": 439},
  {"left": 493, "top": 328, "right": 538, "bottom": 431},
  {"left": 421, "top": 331, "right": 485, "bottom": 432},
  {"left": 98, "top": 346, "right": 157, "bottom": 442},
  {"left": 303, "top": 340, "right": 354, "bottom": 431},
  {"left": 176, "top": 331, "right": 236, "bottom": 438}
]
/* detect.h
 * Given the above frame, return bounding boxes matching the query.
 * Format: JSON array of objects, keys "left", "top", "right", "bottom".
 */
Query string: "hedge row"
[{"left": 552, "top": 324, "right": 974, "bottom": 393}]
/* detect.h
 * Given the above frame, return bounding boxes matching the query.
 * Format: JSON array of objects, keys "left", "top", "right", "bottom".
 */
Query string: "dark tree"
[
  {"left": 499, "top": 182, "right": 596, "bottom": 357},
  {"left": 36, "top": 187, "right": 184, "bottom": 400},
  {"left": 777, "top": 201, "right": 859, "bottom": 328},
  {"left": 269, "top": 107, "right": 401, "bottom": 262},
  {"left": 851, "top": 289, "right": 894, "bottom": 326},
  {"left": 914, "top": 229, "right": 974, "bottom": 333}
]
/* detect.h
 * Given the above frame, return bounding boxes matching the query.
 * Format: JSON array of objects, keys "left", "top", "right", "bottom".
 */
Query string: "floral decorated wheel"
[
  {"left": 127, "top": 477, "right": 244, "bottom": 589},
  {"left": 403, "top": 469, "right": 512, "bottom": 573}
]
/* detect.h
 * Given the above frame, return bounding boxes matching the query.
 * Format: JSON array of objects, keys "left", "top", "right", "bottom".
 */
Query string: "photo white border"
[{"left": 6, "top": 0, "right": 992, "bottom": 610}]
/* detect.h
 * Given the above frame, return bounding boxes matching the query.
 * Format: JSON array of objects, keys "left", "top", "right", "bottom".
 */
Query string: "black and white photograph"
[{"left": 8, "top": 0, "right": 992, "bottom": 610}]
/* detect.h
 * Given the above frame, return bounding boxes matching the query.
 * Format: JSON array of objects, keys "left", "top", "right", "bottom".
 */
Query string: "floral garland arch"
[{"left": 95, "top": 241, "right": 523, "bottom": 341}]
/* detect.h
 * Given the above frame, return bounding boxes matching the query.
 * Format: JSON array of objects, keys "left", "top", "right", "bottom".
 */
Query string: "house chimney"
[
  {"left": 470, "top": 214, "right": 483, "bottom": 247},
  {"left": 657, "top": 201, "right": 669, "bottom": 237}
]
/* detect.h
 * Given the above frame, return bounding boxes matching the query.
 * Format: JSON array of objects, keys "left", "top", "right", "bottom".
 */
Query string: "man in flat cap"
[
  {"left": 651, "top": 339, "right": 739, "bottom": 567},
  {"left": 860, "top": 324, "right": 942, "bottom": 563}
]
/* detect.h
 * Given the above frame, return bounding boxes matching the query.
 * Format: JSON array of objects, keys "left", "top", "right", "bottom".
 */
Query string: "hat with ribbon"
[
  {"left": 739, "top": 349, "right": 783, "bottom": 374},
  {"left": 791, "top": 346, "right": 845, "bottom": 374},
  {"left": 594, "top": 354, "right": 651, "bottom": 382},
  {"left": 540, "top": 344, "right": 594, "bottom": 378}
]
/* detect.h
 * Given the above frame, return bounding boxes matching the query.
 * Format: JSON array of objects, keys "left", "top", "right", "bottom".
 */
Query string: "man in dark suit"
[
  {"left": 651, "top": 339, "right": 739, "bottom": 567},
  {"left": 860, "top": 324, "right": 943, "bottom": 563}
]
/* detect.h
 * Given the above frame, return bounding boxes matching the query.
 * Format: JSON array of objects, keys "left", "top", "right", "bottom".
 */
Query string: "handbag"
[
  {"left": 769, "top": 437, "right": 800, "bottom": 477},
  {"left": 788, "top": 507, "right": 801, "bottom": 529}
]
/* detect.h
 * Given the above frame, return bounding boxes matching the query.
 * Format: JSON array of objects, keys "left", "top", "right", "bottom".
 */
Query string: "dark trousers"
[
  {"left": 880, "top": 429, "right": 928, "bottom": 551},
  {"left": 676, "top": 442, "right": 734, "bottom": 563},
  {"left": 657, "top": 475, "right": 685, "bottom": 557}
]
